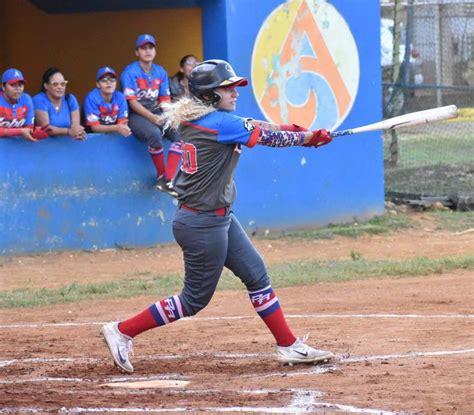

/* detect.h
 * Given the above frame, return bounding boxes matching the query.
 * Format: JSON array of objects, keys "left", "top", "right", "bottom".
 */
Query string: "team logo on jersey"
[
  {"left": 251, "top": 0, "right": 359, "bottom": 131},
  {"left": 0, "top": 117, "right": 26, "bottom": 128},
  {"left": 244, "top": 119, "right": 255, "bottom": 132}
]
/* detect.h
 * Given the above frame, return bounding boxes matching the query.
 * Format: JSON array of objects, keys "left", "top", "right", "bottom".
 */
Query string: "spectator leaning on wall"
[
  {"left": 83, "top": 67, "right": 131, "bottom": 137},
  {"left": 0, "top": 68, "right": 37, "bottom": 141},
  {"left": 33, "top": 67, "right": 86, "bottom": 140},
  {"left": 121, "top": 34, "right": 182, "bottom": 197},
  {"left": 169, "top": 54, "right": 199, "bottom": 101}
]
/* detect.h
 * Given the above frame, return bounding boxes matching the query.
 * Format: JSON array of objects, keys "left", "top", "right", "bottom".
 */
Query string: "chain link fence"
[{"left": 381, "top": 0, "right": 474, "bottom": 210}]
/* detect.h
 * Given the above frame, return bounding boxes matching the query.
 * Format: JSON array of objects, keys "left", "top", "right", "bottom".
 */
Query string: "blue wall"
[
  {"left": 221, "top": 0, "right": 384, "bottom": 231},
  {"left": 1, "top": 0, "right": 384, "bottom": 255},
  {"left": 0, "top": 135, "right": 177, "bottom": 255}
]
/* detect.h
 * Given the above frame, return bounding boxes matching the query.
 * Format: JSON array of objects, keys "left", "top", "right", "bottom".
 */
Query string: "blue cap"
[
  {"left": 2, "top": 68, "right": 26, "bottom": 84},
  {"left": 96, "top": 66, "right": 117, "bottom": 81},
  {"left": 135, "top": 34, "right": 156, "bottom": 48}
]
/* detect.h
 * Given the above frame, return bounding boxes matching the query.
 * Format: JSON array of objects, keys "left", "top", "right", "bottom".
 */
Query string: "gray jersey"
[{"left": 173, "top": 111, "right": 259, "bottom": 210}]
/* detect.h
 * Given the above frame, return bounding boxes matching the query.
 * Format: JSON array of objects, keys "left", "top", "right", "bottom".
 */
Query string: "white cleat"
[
  {"left": 101, "top": 322, "right": 134, "bottom": 374},
  {"left": 276, "top": 335, "right": 334, "bottom": 365}
]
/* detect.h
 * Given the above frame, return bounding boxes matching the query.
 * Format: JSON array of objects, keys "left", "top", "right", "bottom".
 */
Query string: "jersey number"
[{"left": 181, "top": 143, "right": 198, "bottom": 174}]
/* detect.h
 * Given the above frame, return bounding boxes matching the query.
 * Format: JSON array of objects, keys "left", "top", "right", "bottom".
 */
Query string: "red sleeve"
[
  {"left": 159, "top": 95, "right": 171, "bottom": 104},
  {"left": 246, "top": 125, "right": 260, "bottom": 148},
  {"left": 0, "top": 127, "right": 25, "bottom": 137}
]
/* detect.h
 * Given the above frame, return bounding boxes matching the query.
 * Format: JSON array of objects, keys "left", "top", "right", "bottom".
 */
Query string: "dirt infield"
[{"left": 1, "top": 218, "right": 473, "bottom": 414}]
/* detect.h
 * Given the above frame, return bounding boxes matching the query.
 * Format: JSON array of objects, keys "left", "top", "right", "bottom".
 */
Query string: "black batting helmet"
[{"left": 189, "top": 59, "right": 248, "bottom": 106}]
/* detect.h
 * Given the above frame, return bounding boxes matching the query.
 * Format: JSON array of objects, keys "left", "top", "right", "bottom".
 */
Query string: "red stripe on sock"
[
  {"left": 118, "top": 308, "right": 157, "bottom": 338},
  {"left": 260, "top": 307, "right": 296, "bottom": 347},
  {"left": 165, "top": 151, "right": 182, "bottom": 180},
  {"left": 149, "top": 150, "right": 165, "bottom": 177}
]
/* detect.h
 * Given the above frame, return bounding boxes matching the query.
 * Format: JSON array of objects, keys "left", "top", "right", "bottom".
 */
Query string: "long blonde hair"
[{"left": 161, "top": 96, "right": 216, "bottom": 131}]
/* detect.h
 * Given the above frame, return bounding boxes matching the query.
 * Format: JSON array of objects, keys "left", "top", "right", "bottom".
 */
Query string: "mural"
[{"left": 251, "top": 0, "right": 359, "bottom": 130}]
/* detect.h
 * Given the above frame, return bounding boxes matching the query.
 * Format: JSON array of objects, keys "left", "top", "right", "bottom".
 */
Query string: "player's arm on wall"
[{"left": 0, "top": 126, "right": 36, "bottom": 141}]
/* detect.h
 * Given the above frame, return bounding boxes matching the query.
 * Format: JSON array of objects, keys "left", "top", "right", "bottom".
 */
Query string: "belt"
[{"left": 180, "top": 203, "right": 228, "bottom": 217}]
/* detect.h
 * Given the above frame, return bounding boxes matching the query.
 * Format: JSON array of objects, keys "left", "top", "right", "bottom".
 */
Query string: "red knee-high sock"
[
  {"left": 148, "top": 146, "right": 165, "bottom": 177},
  {"left": 118, "top": 295, "right": 186, "bottom": 338},
  {"left": 249, "top": 285, "right": 296, "bottom": 347},
  {"left": 165, "top": 142, "right": 183, "bottom": 180}
]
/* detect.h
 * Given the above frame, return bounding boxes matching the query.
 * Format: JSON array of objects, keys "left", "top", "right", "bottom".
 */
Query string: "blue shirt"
[
  {"left": 0, "top": 91, "right": 34, "bottom": 128},
  {"left": 83, "top": 88, "right": 128, "bottom": 126},
  {"left": 33, "top": 92, "right": 80, "bottom": 128},
  {"left": 120, "top": 61, "right": 171, "bottom": 113}
]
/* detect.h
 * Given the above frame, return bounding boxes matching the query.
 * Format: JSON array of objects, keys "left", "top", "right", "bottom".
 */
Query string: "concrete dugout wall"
[{"left": 0, "top": 0, "right": 384, "bottom": 255}]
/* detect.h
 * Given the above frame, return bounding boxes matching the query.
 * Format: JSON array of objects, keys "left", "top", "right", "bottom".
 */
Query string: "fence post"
[
  {"left": 388, "top": 0, "right": 404, "bottom": 166},
  {"left": 434, "top": 3, "right": 443, "bottom": 107}
]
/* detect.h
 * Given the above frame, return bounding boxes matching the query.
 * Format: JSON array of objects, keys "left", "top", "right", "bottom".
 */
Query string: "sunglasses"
[
  {"left": 99, "top": 77, "right": 117, "bottom": 83},
  {"left": 49, "top": 81, "right": 68, "bottom": 87}
]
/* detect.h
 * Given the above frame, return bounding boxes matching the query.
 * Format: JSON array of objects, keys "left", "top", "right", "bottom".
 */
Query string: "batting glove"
[{"left": 304, "top": 129, "right": 332, "bottom": 148}]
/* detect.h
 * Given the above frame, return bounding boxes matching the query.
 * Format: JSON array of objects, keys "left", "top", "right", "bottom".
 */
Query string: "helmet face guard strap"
[{"left": 189, "top": 59, "right": 248, "bottom": 106}]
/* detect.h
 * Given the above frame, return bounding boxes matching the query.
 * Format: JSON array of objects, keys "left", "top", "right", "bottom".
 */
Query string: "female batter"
[{"left": 102, "top": 59, "right": 334, "bottom": 374}]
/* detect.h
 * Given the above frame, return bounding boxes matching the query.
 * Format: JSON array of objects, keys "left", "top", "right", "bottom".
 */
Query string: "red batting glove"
[
  {"left": 304, "top": 129, "right": 332, "bottom": 148},
  {"left": 279, "top": 124, "right": 309, "bottom": 132},
  {"left": 31, "top": 125, "right": 51, "bottom": 140}
]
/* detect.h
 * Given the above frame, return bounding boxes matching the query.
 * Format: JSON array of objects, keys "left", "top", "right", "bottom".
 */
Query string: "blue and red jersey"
[
  {"left": 33, "top": 92, "right": 80, "bottom": 128},
  {"left": 174, "top": 111, "right": 259, "bottom": 210},
  {"left": 83, "top": 88, "right": 128, "bottom": 126},
  {"left": 120, "top": 61, "right": 171, "bottom": 113},
  {"left": 0, "top": 91, "right": 34, "bottom": 128}
]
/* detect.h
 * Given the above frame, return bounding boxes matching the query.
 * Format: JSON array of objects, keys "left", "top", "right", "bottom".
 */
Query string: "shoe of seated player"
[
  {"left": 276, "top": 335, "right": 333, "bottom": 364},
  {"left": 156, "top": 175, "right": 178, "bottom": 198},
  {"left": 101, "top": 322, "right": 134, "bottom": 374}
]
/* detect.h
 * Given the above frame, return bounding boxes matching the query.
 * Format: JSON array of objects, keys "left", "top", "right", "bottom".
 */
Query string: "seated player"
[
  {"left": 121, "top": 34, "right": 182, "bottom": 197},
  {"left": 0, "top": 68, "right": 36, "bottom": 141},
  {"left": 83, "top": 67, "right": 131, "bottom": 136}
]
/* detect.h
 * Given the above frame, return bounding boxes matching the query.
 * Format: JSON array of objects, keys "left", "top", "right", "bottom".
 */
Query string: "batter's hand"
[{"left": 304, "top": 129, "right": 332, "bottom": 148}]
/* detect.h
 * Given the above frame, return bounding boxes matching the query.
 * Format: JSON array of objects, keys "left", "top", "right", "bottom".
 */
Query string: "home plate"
[{"left": 103, "top": 379, "right": 189, "bottom": 389}]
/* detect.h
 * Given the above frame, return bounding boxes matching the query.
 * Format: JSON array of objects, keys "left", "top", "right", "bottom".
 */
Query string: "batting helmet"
[{"left": 189, "top": 59, "right": 248, "bottom": 106}]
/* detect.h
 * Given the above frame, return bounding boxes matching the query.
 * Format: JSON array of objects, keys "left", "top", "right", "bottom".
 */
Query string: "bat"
[{"left": 330, "top": 105, "right": 458, "bottom": 138}]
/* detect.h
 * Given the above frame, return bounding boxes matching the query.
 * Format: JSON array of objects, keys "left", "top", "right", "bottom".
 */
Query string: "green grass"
[
  {"left": 428, "top": 210, "right": 474, "bottom": 232},
  {"left": 217, "top": 255, "right": 474, "bottom": 290},
  {"left": 0, "top": 274, "right": 183, "bottom": 309},
  {"left": 2, "top": 254, "right": 473, "bottom": 309},
  {"left": 2, "top": 211, "right": 472, "bottom": 309},
  {"left": 259, "top": 214, "right": 413, "bottom": 240},
  {"left": 384, "top": 127, "right": 474, "bottom": 168}
]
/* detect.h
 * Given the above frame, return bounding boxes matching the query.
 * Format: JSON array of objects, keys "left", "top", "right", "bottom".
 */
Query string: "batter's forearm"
[
  {"left": 257, "top": 128, "right": 305, "bottom": 147},
  {"left": 251, "top": 119, "right": 280, "bottom": 131}
]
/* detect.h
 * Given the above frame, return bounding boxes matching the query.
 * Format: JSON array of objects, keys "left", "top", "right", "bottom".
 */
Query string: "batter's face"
[
  {"left": 135, "top": 43, "right": 156, "bottom": 63},
  {"left": 2, "top": 81, "right": 25, "bottom": 103},
  {"left": 215, "top": 85, "right": 239, "bottom": 112},
  {"left": 97, "top": 76, "right": 117, "bottom": 95},
  {"left": 45, "top": 72, "right": 67, "bottom": 100}
]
